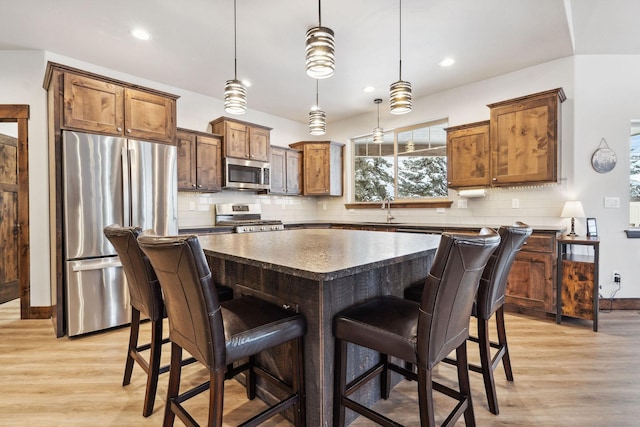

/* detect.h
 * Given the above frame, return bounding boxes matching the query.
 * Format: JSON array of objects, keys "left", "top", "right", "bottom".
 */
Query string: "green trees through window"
[{"left": 353, "top": 119, "right": 448, "bottom": 202}]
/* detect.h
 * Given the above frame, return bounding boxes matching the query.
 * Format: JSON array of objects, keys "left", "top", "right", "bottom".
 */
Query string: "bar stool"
[
  {"left": 404, "top": 222, "right": 531, "bottom": 415},
  {"left": 104, "top": 225, "right": 233, "bottom": 417},
  {"left": 333, "top": 229, "right": 500, "bottom": 427},
  {"left": 138, "top": 234, "right": 307, "bottom": 427}
]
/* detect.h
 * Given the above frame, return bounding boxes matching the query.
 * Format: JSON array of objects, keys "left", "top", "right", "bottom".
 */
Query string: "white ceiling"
[{"left": 1, "top": 0, "right": 639, "bottom": 125}]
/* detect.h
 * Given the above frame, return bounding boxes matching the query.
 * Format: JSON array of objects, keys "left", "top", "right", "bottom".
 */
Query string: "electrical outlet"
[{"left": 612, "top": 270, "right": 621, "bottom": 282}]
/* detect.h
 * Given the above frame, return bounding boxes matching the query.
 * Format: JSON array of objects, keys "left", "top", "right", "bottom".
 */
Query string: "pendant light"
[
  {"left": 224, "top": 0, "right": 247, "bottom": 114},
  {"left": 309, "top": 80, "right": 327, "bottom": 135},
  {"left": 305, "top": 0, "right": 335, "bottom": 79},
  {"left": 373, "top": 99, "right": 384, "bottom": 143},
  {"left": 389, "top": 0, "right": 412, "bottom": 114}
]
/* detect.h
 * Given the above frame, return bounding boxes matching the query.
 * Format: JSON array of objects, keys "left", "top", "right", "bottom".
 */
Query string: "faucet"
[{"left": 382, "top": 198, "right": 395, "bottom": 223}]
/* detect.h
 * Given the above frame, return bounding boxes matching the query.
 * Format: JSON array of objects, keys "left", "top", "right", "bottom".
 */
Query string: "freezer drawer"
[{"left": 65, "top": 258, "right": 131, "bottom": 337}]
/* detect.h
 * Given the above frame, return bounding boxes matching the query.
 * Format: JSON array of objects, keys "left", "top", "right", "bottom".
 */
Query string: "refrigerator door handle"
[
  {"left": 122, "top": 145, "right": 131, "bottom": 227},
  {"left": 71, "top": 258, "right": 123, "bottom": 272}
]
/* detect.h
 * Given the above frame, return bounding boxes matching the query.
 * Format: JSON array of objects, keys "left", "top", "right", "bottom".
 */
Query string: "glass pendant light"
[
  {"left": 373, "top": 99, "right": 384, "bottom": 143},
  {"left": 224, "top": 0, "right": 247, "bottom": 114},
  {"left": 305, "top": 0, "right": 335, "bottom": 79},
  {"left": 309, "top": 80, "right": 326, "bottom": 135},
  {"left": 389, "top": 0, "right": 412, "bottom": 114}
]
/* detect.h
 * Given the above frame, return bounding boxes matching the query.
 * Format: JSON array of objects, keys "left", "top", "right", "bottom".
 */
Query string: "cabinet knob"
[
  {"left": 197, "top": 184, "right": 202, "bottom": 188},
  {"left": 192, "top": 184, "right": 197, "bottom": 188},
  {"left": 126, "top": 129, "right": 131, "bottom": 133},
  {"left": 117, "top": 127, "right": 122, "bottom": 132},
  {"left": 492, "top": 177, "right": 497, "bottom": 181}
]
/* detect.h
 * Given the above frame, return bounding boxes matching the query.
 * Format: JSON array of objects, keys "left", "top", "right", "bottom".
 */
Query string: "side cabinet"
[
  {"left": 446, "top": 121, "right": 491, "bottom": 188},
  {"left": 269, "top": 146, "right": 301, "bottom": 195},
  {"left": 177, "top": 128, "right": 222, "bottom": 192},
  {"left": 289, "top": 140, "right": 344, "bottom": 196},
  {"left": 505, "top": 230, "right": 560, "bottom": 314}
]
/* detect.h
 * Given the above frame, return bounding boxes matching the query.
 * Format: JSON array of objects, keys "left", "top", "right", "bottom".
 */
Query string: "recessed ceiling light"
[
  {"left": 131, "top": 29, "right": 151, "bottom": 41},
  {"left": 363, "top": 86, "right": 375, "bottom": 93},
  {"left": 439, "top": 58, "right": 455, "bottom": 67}
]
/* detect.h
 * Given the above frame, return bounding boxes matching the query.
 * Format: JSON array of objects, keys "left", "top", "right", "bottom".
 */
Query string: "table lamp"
[{"left": 561, "top": 200, "right": 585, "bottom": 237}]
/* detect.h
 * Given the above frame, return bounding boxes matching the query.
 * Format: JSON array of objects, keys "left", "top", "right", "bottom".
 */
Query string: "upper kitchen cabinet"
[
  {"left": 177, "top": 128, "right": 222, "bottom": 192},
  {"left": 446, "top": 121, "right": 491, "bottom": 189},
  {"left": 488, "top": 88, "right": 565, "bottom": 186},
  {"left": 289, "top": 141, "right": 344, "bottom": 196},
  {"left": 270, "top": 146, "right": 301, "bottom": 195},
  {"left": 44, "top": 62, "right": 178, "bottom": 144},
  {"left": 210, "top": 116, "right": 271, "bottom": 162}
]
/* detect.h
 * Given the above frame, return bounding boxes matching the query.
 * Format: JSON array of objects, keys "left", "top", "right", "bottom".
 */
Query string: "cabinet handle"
[
  {"left": 192, "top": 184, "right": 197, "bottom": 188},
  {"left": 126, "top": 129, "right": 132, "bottom": 133},
  {"left": 197, "top": 184, "right": 202, "bottom": 188},
  {"left": 492, "top": 177, "right": 497, "bottom": 181}
]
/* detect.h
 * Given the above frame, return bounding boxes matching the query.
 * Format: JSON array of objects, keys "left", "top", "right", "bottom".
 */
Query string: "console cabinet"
[
  {"left": 289, "top": 141, "right": 344, "bottom": 196},
  {"left": 45, "top": 62, "right": 177, "bottom": 144},
  {"left": 269, "top": 146, "right": 301, "bottom": 195},
  {"left": 210, "top": 116, "right": 271, "bottom": 162},
  {"left": 176, "top": 128, "right": 222, "bottom": 192}
]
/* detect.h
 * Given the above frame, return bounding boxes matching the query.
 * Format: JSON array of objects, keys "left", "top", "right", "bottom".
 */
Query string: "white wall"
[{"left": 2, "top": 50, "right": 638, "bottom": 306}]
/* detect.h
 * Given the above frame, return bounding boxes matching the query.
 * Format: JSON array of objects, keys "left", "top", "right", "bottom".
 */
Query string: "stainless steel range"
[{"left": 215, "top": 203, "right": 284, "bottom": 233}]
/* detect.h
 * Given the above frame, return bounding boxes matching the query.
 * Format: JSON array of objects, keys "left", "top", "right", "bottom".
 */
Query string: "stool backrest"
[
  {"left": 138, "top": 234, "right": 225, "bottom": 370},
  {"left": 104, "top": 224, "right": 163, "bottom": 321},
  {"left": 417, "top": 229, "right": 500, "bottom": 369},
  {"left": 475, "top": 222, "right": 532, "bottom": 320}
]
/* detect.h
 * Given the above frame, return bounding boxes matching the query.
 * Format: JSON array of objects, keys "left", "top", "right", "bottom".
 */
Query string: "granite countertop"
[
  {"left": 198, "top": 228, "right": 441, "bottom": 281},
  {"left": 283, "top": 220, "right": 565, "bottom": 233}
]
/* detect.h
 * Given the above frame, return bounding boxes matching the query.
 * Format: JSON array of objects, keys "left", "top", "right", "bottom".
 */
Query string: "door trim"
[{"left": 0, "top": 105, "right": 48, "bottom": 319}]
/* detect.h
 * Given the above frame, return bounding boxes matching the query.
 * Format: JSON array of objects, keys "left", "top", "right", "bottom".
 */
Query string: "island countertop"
[{"left": 198, "top": 228, "right": 441, "bottom": 281}]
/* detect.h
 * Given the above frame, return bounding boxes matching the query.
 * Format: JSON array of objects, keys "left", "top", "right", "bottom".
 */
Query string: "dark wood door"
[{"left": 0, "top": 133, "right": 19, "bottom": 304}]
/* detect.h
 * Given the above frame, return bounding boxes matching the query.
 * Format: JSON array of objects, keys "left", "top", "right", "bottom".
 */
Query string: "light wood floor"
[{"left": 1, "top": 299, "right": 639, "bottom": 426}]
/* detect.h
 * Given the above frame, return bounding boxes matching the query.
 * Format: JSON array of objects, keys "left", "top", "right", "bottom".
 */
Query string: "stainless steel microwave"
[{"left": 223, "top": 157, "right": 270, "bottom": 190}]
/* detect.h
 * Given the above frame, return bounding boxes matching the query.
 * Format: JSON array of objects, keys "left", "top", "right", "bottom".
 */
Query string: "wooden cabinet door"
[
  {"left": 506, "top": 251, "right": 555, "bottom": 313},
  {"left": 196, "top": 134, "right": 222, "bottom": 192},
  {"left": 269, "top": 147, "right": 287, "bottom": 194},
  {"left": 176, "top": 130, "right": 197, "bottom": 190},
  {"left": 124, "top": 88, "right": 175, "bottom": 144},
  {"left": 223, "top": 121, "right": 249, "bottom": 159},
  {"left": 489, "top": 89, "right": 563, "bottom": 186},
  {"left": 249, "top": 127, "right": 270, "bottom": 162},
  {"left": 63, "top": 73, "right": 124, "bottom": 134},
  {"left": 446, "top": 121, "right": 491, "bottom": 188},
  {"left": 286, "top": 150, "right": 301, "bottom": 195},
  {"left": 303, "top": 143, "right": 330, "bottom": 195}
]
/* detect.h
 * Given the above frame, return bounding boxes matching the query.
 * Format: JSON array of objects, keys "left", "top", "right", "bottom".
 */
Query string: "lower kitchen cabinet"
[
  {"left": 505, "top": 230, "right": 560, "bottom": 314},
  {"left": 177, "top": 128, "right": 222, "bottom": 192}
]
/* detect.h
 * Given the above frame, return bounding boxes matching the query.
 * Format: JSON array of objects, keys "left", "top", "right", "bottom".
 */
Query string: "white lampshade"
[{"left": 561, "top": 200, "right": 585, "bottom": 218}]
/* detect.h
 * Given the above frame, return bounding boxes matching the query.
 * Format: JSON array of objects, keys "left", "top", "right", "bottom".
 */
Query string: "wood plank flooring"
[{"left": 1, "top": 298, "right": 639, "bottom": 426}]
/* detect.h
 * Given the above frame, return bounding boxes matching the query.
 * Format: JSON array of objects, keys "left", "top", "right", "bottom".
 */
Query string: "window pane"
[
  {"left": 354, "top": 133, "right": 394, "bottom": 202},
  {"left": 630, "top": 123, "right": 640, "bottom": 226}
]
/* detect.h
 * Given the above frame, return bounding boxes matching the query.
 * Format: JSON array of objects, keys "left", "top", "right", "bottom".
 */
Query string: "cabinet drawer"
[{"left": 522, "top": 234, "right": 555, "bottom": 253}]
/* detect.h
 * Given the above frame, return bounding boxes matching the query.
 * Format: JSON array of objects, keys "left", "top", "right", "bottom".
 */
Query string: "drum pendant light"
[
  {"left": 309, "top": 80, "right": 327, "bottom": 135},
  {"left": 224, "top": 0, "right": 247, "bottom": 114},
  {"left": 305, "top": 0, "right": 335, "bottom": 79},
  {"left": 373, "top": 99, "right": 384, "bottom": 143},
  {"left": 389, "top": 0, "right": 412, "bottom": 114}
]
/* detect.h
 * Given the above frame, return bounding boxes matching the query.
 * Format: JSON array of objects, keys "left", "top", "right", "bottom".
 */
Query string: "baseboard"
[
  {"left": 24, "top": 305, "right": 52, "bottom": 319},
  {"left": 598, "top": 298, "right": 640, "bottom": 310}
]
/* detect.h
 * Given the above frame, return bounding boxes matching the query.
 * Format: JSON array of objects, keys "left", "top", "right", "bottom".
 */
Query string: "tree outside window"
[{"left": 353, "top": 119, "right": 448, "bottom": 202}]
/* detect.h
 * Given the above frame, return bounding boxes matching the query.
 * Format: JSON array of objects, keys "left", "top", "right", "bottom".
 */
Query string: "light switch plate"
[
  {"left": 604, "top": 197, "right": 620, "bottom": 208},
  {"left": 512, "top": 198, "right": 520, "bottom": 209}
]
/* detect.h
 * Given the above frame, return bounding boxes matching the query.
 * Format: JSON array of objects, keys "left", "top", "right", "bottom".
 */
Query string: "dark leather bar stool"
[
  {"left": 405, "top": 222, "right": 531, "bottom": 415},
  {"left": 104, "top": 225, "right": 232, "bottom": 417},
  {"left": 138, "top": 234, "right": 307, "bottom": 427},
  {"left": 333, "top": 229, "right": 500, "bottom": 427}
]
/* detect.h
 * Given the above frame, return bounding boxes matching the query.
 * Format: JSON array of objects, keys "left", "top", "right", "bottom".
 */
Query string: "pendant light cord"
[
  {"left": 398, "top": 0, "right": 403, "bottom": 80},
  {"left": 316, "top": 80, "right": 319, "bottom": 107},
  {"left": 233, "top": 0, "right": 238, "bottom": 79},
  {"left": 318, "top": 0, "right": 322, "bottom": 27}
]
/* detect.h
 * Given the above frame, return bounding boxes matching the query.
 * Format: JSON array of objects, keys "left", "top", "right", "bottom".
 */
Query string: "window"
[
  {"left": 353, "top": 119, "right": 448, "bottom": 202},
  {"left": 630, "top": 121, "right": 640, "bottom": 226}
]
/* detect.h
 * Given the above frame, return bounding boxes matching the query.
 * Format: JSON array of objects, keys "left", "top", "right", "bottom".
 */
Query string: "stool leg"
[
  {"left": 381, "top": 353, "right": 390, "bottom": 399},
  {"left": 333, "top": 338, "right": 348, "bottom": 427},
  {"left": 479, "top": 317, "right": 499, "bottom": 415},
  {"left": 123, "top": 308, "right": 140, "bottom": 386},
  {"left": 142, "top": 318, "right": 163, "bottom": 417},
  {"left": 163, "top": 342, "right": 182, "bottom": 427},
  {"left": 496, "top": 306, "right": 513, "bottom": 381},
  {"left": 207, "top": 370, "right": 225, "bottom": 427},
  {"left": 417, "top": 366, "right": 435, "bottom": 427},
  {"left": 246, "top": 355, "right": 256, "bottom": 400},
  {"left": 456, "top": 343, "right": 476, "bottom": 427}
]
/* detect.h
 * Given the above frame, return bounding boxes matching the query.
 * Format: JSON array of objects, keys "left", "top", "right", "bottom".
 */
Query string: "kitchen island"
[{"left": 199, "top": 228, "right": 440, "bottom": 426}]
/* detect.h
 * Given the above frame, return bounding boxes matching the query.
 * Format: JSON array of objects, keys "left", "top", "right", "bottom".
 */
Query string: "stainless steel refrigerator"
[{"left": 63, "top": 130, "right": 177, "bottom": 336}]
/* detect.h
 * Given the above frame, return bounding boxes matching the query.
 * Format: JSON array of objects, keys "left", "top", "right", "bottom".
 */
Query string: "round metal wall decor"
[{"left": 591, "top": 138, "right": 617, "bottom": 173}]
